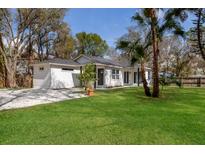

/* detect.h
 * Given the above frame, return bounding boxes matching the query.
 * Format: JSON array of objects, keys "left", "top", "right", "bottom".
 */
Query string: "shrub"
[{"left": 78, "top": 63, "right": 96, "bottom": 90}]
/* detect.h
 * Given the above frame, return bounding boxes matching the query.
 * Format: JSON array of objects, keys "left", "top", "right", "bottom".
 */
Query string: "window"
[
  {"left": 148, "top": 71, "right": 151, "bottom": 80},
  {"left": 112, "top": 69, "right": 120, "bottom": 79},
  {"left": 39, "top": 67, "right": 44, "bottom": 71},
  {"left": 116, "top": 70, "right": 119, "bottom": 79},
  {"left": 112, "top": 69, "right": 115, "bottom": 79},
  {"left": 62, "top": 68, "right": 74, "bottom": 71}
]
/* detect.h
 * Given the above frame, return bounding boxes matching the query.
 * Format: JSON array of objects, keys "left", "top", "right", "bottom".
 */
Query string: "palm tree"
[
  {"left": 132, "top": 8, "right": 187, "bottom": 97},
  {"left": 116, "top": 30, "right": 152, "bottom": 97}
]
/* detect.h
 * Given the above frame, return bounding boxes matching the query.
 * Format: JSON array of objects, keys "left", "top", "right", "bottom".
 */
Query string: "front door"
[
  {"left": 98, "top": 69, "right": 104, "bottom": 85},
  {"left": 134, "top": 72, "right": 137, "bottom": 83},
  {"left": 124, "top": 71, "right": 129, "bottom": 84}
]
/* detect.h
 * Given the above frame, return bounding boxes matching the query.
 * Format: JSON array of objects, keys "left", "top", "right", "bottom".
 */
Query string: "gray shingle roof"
[
  {"left": 77, "top": 55, "right": 123, "bottom": 67},
  {"left": 34, "top": 55, "right": 124, "bottom": 67},
  {"left": 36, "top": 58, "right": 81, "bottom": 66},
  {"left": 92, "top": 56, "right": 123, "bottom": 67}
]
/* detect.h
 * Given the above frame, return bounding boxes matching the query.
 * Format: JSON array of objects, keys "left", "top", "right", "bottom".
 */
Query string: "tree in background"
[
  {"left": 116, "top": 27, "right": 152, "bottom": 97},
  {"left": 53, "top": 22, "right": 75, "bottom": 59},
  {"left": 75, "top": 32, "right": 108, "bottom": 56},
  {"left": 172, "top": 46, "right": 193, "bottom": 78},
  {"left": 0, "top": 9, "right": 39, "bottom": 87},
  {"left": 104, "top": 47, "right": 120, "bottom": 60},
  {"left": 0, "top": 9, "right": 68, "bottom": 88},
  {"left": 159, "top": 36, "right": 181, "bottom": 76},
  {"left": 29, "top": 8, "right": 68, "bottom": 61},
  {"left": 160, "top": 35, "right": 195, "bottom": 77},
  {"left": 189, "top": 9, "right": 205, "bottom": 61}
]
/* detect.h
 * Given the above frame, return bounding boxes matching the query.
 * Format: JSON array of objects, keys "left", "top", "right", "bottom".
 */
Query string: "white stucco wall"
[
  {"left": 95, "top": 66, "right": 152, "bottom": 88},
  {"left": 96, "top": 66, "right": 123, "bottom": 88},
  {"left": 33, "top": 63, "right": 81, "bottom": 89},
  {"left": 104, "top": 68, "right": 123, "bottom": 87},
  {"left": 33, "top": 64, "right": 51, "bottom": 89},
  {"left": 122, "top": 68, "right": 135, "bottom": 85},
  {"left": 122, "top": 67, "right": 151, "bottom": 86},
  {"left": 50, "top": 65, "right": 80, "bottom": 89}
]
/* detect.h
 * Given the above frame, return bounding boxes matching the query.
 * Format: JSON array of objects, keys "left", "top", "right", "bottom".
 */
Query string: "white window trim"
[{"left": 112, "top": 69, "right": 120, "bottom": 79}]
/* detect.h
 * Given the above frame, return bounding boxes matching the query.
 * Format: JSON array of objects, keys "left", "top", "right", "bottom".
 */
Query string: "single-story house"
[{"left": 32, "top": 54, "right": 151, "bottom": 89}]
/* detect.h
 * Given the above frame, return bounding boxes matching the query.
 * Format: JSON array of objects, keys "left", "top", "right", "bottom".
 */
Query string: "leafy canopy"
[{"left": 75, "top": 32, "right": 108, "bottom": 56}]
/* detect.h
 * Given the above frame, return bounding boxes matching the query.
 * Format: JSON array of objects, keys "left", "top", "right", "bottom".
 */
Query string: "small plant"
[
  {"left": 170, "top": 77, "right": 183, "bottom": 88},
  {"left": 159, "top": 77, "right": 170, "bottom": 92},
  {"left": 78, "top": 63, "right": 96, "bottom": 94},
  {"left": 175, "top": 79, "right": 183, "bottom": 88}
]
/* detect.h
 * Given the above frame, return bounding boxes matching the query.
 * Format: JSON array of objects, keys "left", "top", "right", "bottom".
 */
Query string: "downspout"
[
  {"left": 137, "top": 67, "right": 140, "bottom": 86},
  {"left": 94, "top": 64, "right": 96, "bottom": 89},
  {"left": 80, "top": 66, "right": 82, "bottom": 87}
]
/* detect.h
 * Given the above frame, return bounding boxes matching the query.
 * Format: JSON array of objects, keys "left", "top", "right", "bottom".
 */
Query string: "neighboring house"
[{"left": 32, "top": 54, "right": 151, "bottom": 89}]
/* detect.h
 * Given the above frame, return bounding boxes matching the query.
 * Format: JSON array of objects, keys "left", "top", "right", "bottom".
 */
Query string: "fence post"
[
  {"left": 197, "top": 77, "right": 201, "bottom": 87},
  {"left": 199, "top": 77, "right": 201, "bottom": 87}
]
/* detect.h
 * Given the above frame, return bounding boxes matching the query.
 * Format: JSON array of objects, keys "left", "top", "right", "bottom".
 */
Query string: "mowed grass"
[{"left": 0, "top": 87, "right": 205, "bottom": 144}]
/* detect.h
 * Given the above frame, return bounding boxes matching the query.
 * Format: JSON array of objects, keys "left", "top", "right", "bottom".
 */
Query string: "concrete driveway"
[{"left": 0, "top": 88, "right": 86, "bottom": 111}]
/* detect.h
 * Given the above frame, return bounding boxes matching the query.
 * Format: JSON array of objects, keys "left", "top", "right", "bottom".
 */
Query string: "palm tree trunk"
[
  {"left": 150, "top": 9, "right": 160, "bottom": 97},
  {"left": 141, "top": 61, "right": 151, "bottom": 97}
]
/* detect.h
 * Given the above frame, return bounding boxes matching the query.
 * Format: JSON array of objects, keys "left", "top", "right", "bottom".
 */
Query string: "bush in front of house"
[{"left": 78, "top": 63, "right": 96, "bottom": 92}]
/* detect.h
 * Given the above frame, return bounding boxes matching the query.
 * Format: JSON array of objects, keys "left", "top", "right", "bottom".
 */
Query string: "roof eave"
[
  {"left": 49, "top": 63, "right": 82, "bottom": 67},
  {"left": 30, "top": 62, "right": 82, "bottom": 67},
  {"left": 95, "top": 63, "right": 123, "bottom": 68}
]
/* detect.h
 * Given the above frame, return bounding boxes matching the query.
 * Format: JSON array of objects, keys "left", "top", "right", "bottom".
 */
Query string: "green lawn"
[{"left": 0, "top": 87, "right": 205, "bottom": 144}]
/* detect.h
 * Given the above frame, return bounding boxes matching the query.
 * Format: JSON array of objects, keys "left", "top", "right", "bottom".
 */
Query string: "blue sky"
[{"left": 65, "top": 9, "right": 194, "bottom": 47}]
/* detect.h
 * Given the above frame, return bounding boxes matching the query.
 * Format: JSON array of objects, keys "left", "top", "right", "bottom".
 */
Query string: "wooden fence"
[{"left": 177, "top": 77, "right": 205, "bottom": 87}]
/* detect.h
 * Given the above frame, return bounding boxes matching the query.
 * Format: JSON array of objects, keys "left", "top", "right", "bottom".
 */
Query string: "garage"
[{"left": 32, "top": 58, "right": 81, "bottom": 89}]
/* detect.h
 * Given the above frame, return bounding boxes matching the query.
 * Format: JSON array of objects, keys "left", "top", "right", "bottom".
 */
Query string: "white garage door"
[{"left": 51, "top": 67, "right": 75, "bottom": 89}]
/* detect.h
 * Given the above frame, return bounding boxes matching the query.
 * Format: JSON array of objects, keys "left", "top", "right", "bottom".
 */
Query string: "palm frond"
[
  {"left": 165, "top": 9, "right": 188, "bottom": 22},
  {"left": 132, "top": 12, "right": 145, "bottom": 26},
  {"left": 160, "top": 17, "right": 185, "bottom": 38},
  {"left": 116, "top": 40, "right": 130, "bottom": 50}
]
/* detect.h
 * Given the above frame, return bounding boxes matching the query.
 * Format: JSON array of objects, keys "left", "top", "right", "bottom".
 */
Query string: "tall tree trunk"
[
  {"left": 27, "top": 31, "right": 33, "bottom": 88},
  {"left": 0, "top": 34, "right": 6, "bottom": 87},
  {"left": 141, "top": 61, "right": 151, "bottom": 97},
  {"left": 45, "top": 34, "right": 49, "bottom": 59},
  {"left": 196, "top": 9, "right": 205, "bottom": 61},
  {"left": 4, "top": 65, "right": 7, "bottom": 87},
  {"left": 0, "top": 56, "right": 5, "bottom": 87},
  {"left": 6, "top": 71, "right": 16, "bottom": 88},
  {"left": 5, "top": 57, "right": 17, "bottom": 88},
  {"left": 150, "top": 9, "right": 160, "bottom": 97}
]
